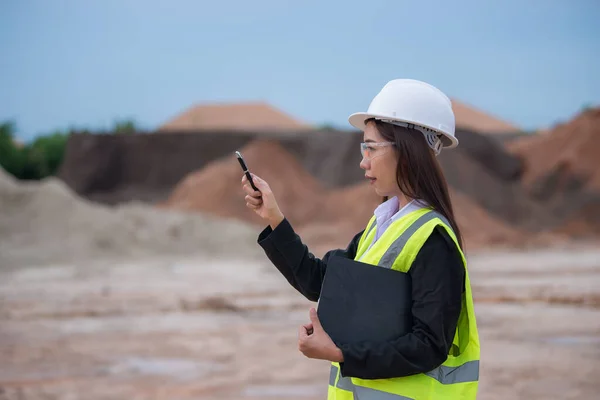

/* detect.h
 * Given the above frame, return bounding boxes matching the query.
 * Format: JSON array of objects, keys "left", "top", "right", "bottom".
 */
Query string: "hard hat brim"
[{"left": 348, "top": 112, "right": 459, "bottom": 149}]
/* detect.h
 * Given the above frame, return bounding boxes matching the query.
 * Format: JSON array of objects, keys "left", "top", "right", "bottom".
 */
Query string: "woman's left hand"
[{"left": 298, "top": 308, "right": 344, "bottom": 362}]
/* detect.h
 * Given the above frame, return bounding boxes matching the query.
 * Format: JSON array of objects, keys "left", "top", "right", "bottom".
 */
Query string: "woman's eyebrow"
[{"left": 364, "top": 139, "right": 377, "bottom": 143}]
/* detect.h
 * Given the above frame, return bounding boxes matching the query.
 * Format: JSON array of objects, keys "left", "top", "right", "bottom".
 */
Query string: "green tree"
[
  {"left": 318, "top": 122, "right": 336, "bottom": 130},
  {"left": 1, "top": 118, "right": 142, "bottom": 181},
  {"left": 113, "top": 119, "right": 137, "bottom": 134},
  {"left": 0, "top": 121, "right": 26, "bottom": 177},
  {"left": 29, "top": 131, "right": 69, "bottom": 176},
  {"left": 0, "top": 121, "right": 71, "bottom": 180}
]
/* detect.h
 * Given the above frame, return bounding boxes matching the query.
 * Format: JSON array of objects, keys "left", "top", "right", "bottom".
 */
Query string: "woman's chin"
[
  {"left": 373, "top": 187, "right": 387, "bottom": 197},
  {"left": 373, "top": 186, "right": 394, "bottom": 198}
]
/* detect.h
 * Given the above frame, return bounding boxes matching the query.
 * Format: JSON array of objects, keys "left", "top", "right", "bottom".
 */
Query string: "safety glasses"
[{"left": 360, "top": 142, "right": 395, "bottom": 160}]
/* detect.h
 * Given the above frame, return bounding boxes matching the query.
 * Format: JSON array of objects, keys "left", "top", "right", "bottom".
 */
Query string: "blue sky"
[{"left": 1, "top": 0, "right": 599, "bottom": 141}]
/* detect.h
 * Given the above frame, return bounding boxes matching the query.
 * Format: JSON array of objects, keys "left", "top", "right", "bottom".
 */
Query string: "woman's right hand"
[{"left": 241, "top": 173, "right": 284, "bottom": 229}]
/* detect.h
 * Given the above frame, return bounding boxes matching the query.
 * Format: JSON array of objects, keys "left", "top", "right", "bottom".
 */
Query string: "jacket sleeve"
[
  {"left": 336, "top": 226, "right": 465, "bottom": 379},
  {"left": 257, "top": 218, "right": 365, "bottom": 302}
]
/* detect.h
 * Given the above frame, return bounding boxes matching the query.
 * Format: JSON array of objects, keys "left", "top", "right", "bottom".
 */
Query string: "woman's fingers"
[
  {"left": 245, "top": 195, "right": 262, "bottom": 206},
  {"left": 246, "top": 202, "right": 259, "bottom": 209},
  {"left": 242, "top": 173, "right": 267, "bottom": 192},
  {"left": 303, "top": 323, "right": 314, "bottom": 335},
  {"left": 242, "top": 183, "right": 261, "bottom": 197},
  {"left": 241, "top": 175, "right": 261, "bottom": 195}
]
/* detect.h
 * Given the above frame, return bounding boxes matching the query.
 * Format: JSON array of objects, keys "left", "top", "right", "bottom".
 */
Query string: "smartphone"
[{"left": 235, "top": 151, "right": 259, "bottom": 192}]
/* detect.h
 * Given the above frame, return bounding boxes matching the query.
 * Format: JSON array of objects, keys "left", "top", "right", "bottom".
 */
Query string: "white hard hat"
[{"left": 348, "top": 79, "right": 458, "bottom": 151}]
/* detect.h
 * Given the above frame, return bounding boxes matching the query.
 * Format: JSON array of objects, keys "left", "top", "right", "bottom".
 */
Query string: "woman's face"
[{"left": 360, "top": 122, "right": 400, "bottom": 197}]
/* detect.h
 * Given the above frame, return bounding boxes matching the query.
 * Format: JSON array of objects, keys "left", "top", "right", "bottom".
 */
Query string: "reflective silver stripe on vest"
[
  {"left": 329, "top": 365, "right": 354, "bottom": 391},
  {"left": 425, "top": 360, "right": 480, "bottom": 384},
  {"left": 329, "top": 365, "right": 414, "bottom": 399},
  {"left": 337, "top": 375, "right": 354, "bottom": 391},
  {"left": 366, "top": 218, "right": 377, "bottom": 237},
  {"left": 328, "top": 365, "right": 340, "bottom": 388},
  {"left": 378, "top": 211, "right": 443, "bottom": 269},
  {"left": 436, "top": 212, "right": 451, "bottom": 230},
  {"left": 329, "top": 364, "right": 337, "bottom": 386}
]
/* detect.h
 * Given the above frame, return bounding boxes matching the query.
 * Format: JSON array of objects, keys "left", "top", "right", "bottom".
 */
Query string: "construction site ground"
[{"left": 1, "top": 245, "right": 599, "bottom": 400}]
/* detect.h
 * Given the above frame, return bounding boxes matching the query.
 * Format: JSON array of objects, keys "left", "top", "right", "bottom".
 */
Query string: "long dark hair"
[{"left": 368, "top": 119, "right": 464, "bottom": 249}]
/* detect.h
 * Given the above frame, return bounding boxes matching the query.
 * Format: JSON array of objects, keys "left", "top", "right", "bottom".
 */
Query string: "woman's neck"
[{"left": 396, "top": 192, "right": 413, "bottom": 209}]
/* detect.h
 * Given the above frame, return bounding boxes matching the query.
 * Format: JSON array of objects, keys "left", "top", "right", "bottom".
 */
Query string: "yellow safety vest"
[{"left": 327, "top": 207, "right": 480, "bottom": 400}]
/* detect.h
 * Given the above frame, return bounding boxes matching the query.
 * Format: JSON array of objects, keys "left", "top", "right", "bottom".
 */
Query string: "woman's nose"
[{"left": 359, "top": 156, "right": 369, "bottom": 170}]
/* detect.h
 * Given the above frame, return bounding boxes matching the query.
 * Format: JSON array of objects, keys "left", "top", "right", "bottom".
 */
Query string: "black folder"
[{"left": 317, "top": 255, "right": 413, "bottom": 344}]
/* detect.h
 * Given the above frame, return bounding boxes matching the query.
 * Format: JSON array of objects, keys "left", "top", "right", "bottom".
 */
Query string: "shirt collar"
[
  {"left": 374, "top": 196, "right": 400, "bottom": 225},
  {"left": 374, "top": 196, "right": 430, "bottom": 224}
]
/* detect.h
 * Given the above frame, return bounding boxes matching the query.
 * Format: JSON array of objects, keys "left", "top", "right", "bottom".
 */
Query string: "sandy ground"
[{"left": 1, "top": 247, "right": 599, "bottom": 400}]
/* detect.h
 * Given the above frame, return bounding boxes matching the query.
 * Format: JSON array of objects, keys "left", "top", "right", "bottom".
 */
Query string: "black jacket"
[{"left": 257, "top": 218, "right": 465, "bottom": 379}]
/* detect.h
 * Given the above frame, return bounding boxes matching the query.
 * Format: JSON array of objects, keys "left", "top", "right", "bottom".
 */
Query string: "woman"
[{"left": 241, "top": 79, "right": 480, "bottom": 400}]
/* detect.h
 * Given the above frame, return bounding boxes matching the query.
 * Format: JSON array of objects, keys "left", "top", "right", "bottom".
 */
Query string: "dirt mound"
[
  {"left": 57, "top": 127, "right": 522, "bottom": 206},
  {"left": 553, "top": 202, "right": 600, "bottom": 237},
  {"left": 0, "top": 166, "right": 18, "bottom": 191},
  {"left": 301, "top": 183, "right": 550, "bottom": 257},
  {"left": 56, "top": 119, "right": 599, "bottom": 243},
  {"left": 0, "top": 168, "right": 261, "bottom": 268},
  {"left": 57, "top": 129, "right": 346, "bottom": 205},
  {"left": 509, "top": 107, "right": 600, "bottom": 191},
  {"left": 451, "top": 99, "right": 520, "bottom": 133},
  {"left": 288, "top": 128, "right": 545, "bottom": 234},
  {"left": 158, "top": 102, "right": 311, "bottom": 132},
  {"left": 279, "top": 129, "right": 365, "bottom": 188},
  {"left": 443, "top": 129, "right": 522, "bottom": 181},
  {"left": 161, "top": 142, "right": 545, "bottom": 257},
  {"left": 298, "top": 182, "right": 382, "bottom": 255},
  {"left": 57, "top": 131, "right": 256, "bottom": 204},
  {"left": 438, "top": 140, "right": 546, "bottom": 231},
  {"left": 161, "top": 139, "right": 326, "bottom": 228},
  {"left": 449, "top": 189, "right": 546, "bottom": 249},
  {"left": 508, "top": 108, "right": 600, "bottom": 237}
]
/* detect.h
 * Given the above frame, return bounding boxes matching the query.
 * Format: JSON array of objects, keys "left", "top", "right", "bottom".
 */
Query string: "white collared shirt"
[{"left": 371, "top": 196, "right": 429, "bottom": 246}]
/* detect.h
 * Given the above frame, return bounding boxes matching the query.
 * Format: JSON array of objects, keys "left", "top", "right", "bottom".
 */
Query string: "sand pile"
[
  {"left": 298, "top": 182, "right": 382, "bottom": 255},
  {"left": 162, "top": 141, "right": 542, "bottom": 255},
  {"left": 509, "top": 107, "right": 600, "bottom": 191},
  {"left": 508, "top": 107, "right": 600, "bottom": 237},
  {"left": 449, "top": 189, "right": 535, "bottom": 249},
  {"left": 436, "top": 129, "right": 551, "bottom": 231},
  {"left": 0, "top": 168, "right": 262, "bottom": 268},
  {"left": 300, "top": 186, "right": 477, "bottom": 254},
  {"left": 57, "top": 131, "right": 256, "bottom": 205},
  {"left": 158, "top": 102, "right": 311, "bottom": 132},
  {"left": 0, "top": 166, "right": 18, "bottom": 191},
  {"left": 162, "top": 139, "right": 326, "bottom": 228},
  {"left": 56, "top": 126, "right": 537, "bottom": 227},
  {"left": 450, "top": 99, "right": 520, "bottom": 133},
  {"left": 283, "top": 128, "right": 547, "bottom": 233},
  {"left": 303, "top": 185, "right": 528, "bottom": 257},
  {"left": 302, "top": 184, "right": 541, "bottom": 255}
]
